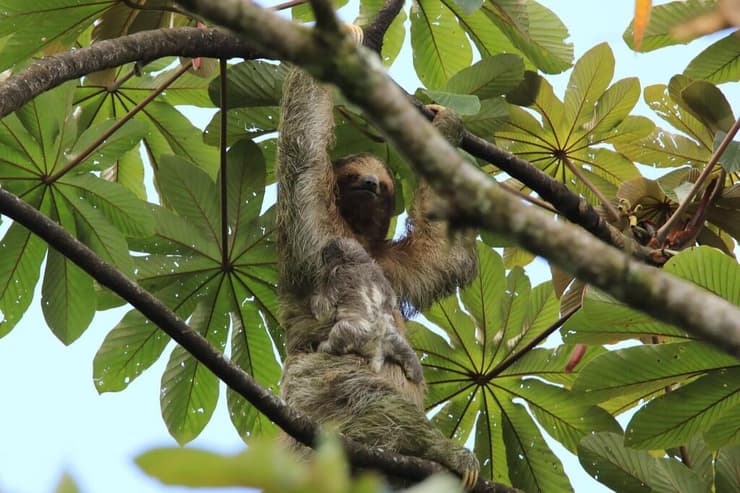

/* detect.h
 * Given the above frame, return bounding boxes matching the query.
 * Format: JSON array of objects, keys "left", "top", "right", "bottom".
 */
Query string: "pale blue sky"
[{"left": 0, "top": 2, "right": 737, "bottom": 493}]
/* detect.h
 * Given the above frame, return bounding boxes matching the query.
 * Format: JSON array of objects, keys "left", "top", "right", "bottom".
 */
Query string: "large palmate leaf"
[
  {"left": 0, "top": 82, "right": 149, "bottom": 340},
  {"left": 93, "top": 144, "right": 280, "bottom": 443},
  {"left": 494, "top": 43, "right": 642, "bottom": 208},
  {"left": 75, "top": 62, "right": 219, "bottom": 178},
  {"left": 407, "top": 244, "right": 619, "bottom": 492}
]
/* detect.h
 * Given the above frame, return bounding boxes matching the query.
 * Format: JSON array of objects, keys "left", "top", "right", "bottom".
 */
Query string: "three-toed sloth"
[{"left": 275, "top": 47, "right": 479, "bottom": 487}]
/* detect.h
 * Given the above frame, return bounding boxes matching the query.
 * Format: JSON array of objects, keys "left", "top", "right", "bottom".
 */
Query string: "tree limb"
[
  {"left": 176, "top": 0, "right": 740, "bottom": 359},
  {"left": 0, "top": 27, "right": 261, "bottom": 119}
]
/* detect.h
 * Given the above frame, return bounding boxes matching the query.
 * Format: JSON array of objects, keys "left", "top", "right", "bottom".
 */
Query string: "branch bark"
[{"left": 176, "top": 0, "right": 740, "bottom": 358}]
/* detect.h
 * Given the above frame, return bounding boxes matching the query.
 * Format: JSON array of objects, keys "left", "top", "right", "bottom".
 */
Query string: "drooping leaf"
[
  {"left": 473, "top": 0, "right": 573, "bottom": 74},
  {"left": 410, "top": 0, "right": 472, "bottom": 90},
  {"left": 0, "top": 200, "right": 48, "bottom": 336},
  {"left": 41, "top": 248, "right": 95, "bottom": 344},
  {"left": 160, "top": 298, "right": 228, "bottom": 444}
]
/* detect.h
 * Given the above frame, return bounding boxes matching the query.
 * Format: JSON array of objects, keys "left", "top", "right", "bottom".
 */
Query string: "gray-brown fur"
[
  {"left": 276, "top": 65, "right": 479, "bottom": 488},
  {"left": 311, "top": 238, "right": 424, "bottom": 383}
]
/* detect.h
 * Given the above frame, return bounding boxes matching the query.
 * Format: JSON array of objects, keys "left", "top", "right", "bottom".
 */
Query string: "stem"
[
  {"left": 219, "top": 58, "right": 231, "bottom": 268},
  {"left": 562, "top": 155, "right": 620, "bottom": 222},
  {"left": 656, "top": 117, "right": 740, "bottom": 243}
]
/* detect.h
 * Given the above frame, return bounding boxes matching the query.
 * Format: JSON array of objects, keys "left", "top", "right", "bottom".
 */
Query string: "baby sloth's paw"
[
  {"left": 403, "top": 358, "right": 425, "bottom": 384},
  {"left": 448, "top": 447, "right": 480, "bottom": 490}
]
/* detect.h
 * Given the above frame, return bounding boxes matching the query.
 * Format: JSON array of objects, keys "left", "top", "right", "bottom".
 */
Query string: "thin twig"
[
  {"left": 562, "top": 155, "right": 621, "bottom": 222},
  {"left": 656, "top": 117, "right": 740, "bottom": 243}
]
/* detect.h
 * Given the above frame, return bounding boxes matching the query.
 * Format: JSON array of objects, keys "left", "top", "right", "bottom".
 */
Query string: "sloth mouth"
[{"left": 349, "top": 185, "right": 379, "bottom": 197}]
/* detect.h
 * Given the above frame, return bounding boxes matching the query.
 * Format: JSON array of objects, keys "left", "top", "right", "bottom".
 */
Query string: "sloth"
[
  {"left": 276, "top": 27, "right": 479, "bottom": 489},
  {"left": 311, "top": 237, "right": 424, "bottom": 384}
]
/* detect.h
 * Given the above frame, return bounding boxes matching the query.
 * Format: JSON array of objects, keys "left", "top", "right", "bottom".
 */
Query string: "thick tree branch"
[
  {"left": 0, "top": 27, "right": 260, "bottom": 119},
  {"left": 361, "top": 0, "right": 404, "bottom": 53},
  {"left": 0, "top": 185, "right": 517, "bottom": 493},
  {"left": 178, "top": 0, "right": 740, "bottom": 359}
]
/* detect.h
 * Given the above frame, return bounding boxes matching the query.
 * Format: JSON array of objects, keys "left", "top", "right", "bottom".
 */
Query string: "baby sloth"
[{"left": 311, "top": 237, "right": 424, "bottom": 384}]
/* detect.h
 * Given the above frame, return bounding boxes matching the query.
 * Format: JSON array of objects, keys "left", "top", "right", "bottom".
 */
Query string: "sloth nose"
[{"left": 362, "top": 175, "right": 379, "bottom": 192}]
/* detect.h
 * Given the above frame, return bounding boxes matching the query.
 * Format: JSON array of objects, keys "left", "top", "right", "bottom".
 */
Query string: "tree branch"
[
  {"left": 0, "top": 27, "right": 261, "bottom": 119},
  {"left": 361, "top": 0, "right": 404, "bottom": 53},
  {"left": 176, "top": 0, "right": 740, "bottom": 359}
]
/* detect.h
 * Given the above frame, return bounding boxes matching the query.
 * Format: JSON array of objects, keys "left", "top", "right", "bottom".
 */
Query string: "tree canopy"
[{"left": 0, "top": 1, "right": 739, "bottom": 492}]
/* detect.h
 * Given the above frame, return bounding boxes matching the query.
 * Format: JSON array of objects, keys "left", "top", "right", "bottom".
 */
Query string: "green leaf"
[
  {"left": 504, "top": 378, "right": 620, "bottom": 453},
  {"left": 160, "top": 299, "right": 227, "bottom": 444},
  {"left": 446, "top": 54, "right": 525, "bottom": 99},
  {"left": 562, "top": 289, "right": 685, "bottom": 345},
  {"left": 0, "top": 0, "right": 113, "bottom": 71},
  {"left": 93, "top": 308, "right": 171, "bottom": 393},
  {"left": 136, "top": 448, "right": 255, "bottom": 487},
  {"left": 651, "top": 458, "right": 712, "bottom": 493},
  {"left": 622, "top": 0, "right": 717, "bottom": 52},
  {"left": 664, "top": 246, "right": 740, "bottom": 305},
  {"left": 586, "top": 77, "right": 641, "bottom": 138},
  {"left": 41, "top": 248, "right": 95, "bottom": 344},
  {"left": 704, "top": 405, "right": 740, "bottom": 448},
  {"left": 204, "top": 107, "right": 280, "bottom": 146},
  {"left": 138, "top": 101, "right": 219, "bottom": 178},
  {"left": 563, "top": 43, "right": 615, "bottom": 131},
  {"left": 13, "top": 81, "right": 76, "bottom": 166},
  {"left": 578, "top": 432, "right": 656, "bottom": 492},
  {"left": 93, "top": 277, "right": 207, "bottom": 392},
  {"left": 67, "top": 119, "right": 147, "bottom": 173},
  {"left": 461, "top": 98, "right": 509, "bottom": 138},
  {"left": 158, "top": 155, "right": 220, "bottom": 244},
  {"left": 714, "top": 132, "right": 740, "bottom": 173},
  {"left": 55, "top": 187, "right": 135, "bottom": 275},
  {"left": 716, "top": 446, "right": 740, "bottom": 493},
  {"left": 477, "top": 0, "right": 573, "bottom": 74},
  {"left": 410, "top": 0, "right": 472, "bottom": 89},
  {"left": 501, "top": 398, "right": 571, "bottom": 492},
  {"left": 0, "top": 212, "right": 47, "bottom": 336},
  {"left": 647, "top": 82, "right": 714, "bottom": 149},
  {"left": 573, "top": 342, "right": 740, "bottom": 403},
  {"left": 227, "top": 289, "right": 280, "bottom": 439},
  {"left": 684, "top": 31, "right": 740, "bottom": 84},
  {"left": 209, "top": 60, "right": 288, "bottom": 108},
  {"left": 59, "top": 174, "right": 155, "bottom": 237},
  {"left": 680, "top": 80, "right": 735, "bottom": 134},
  {"left": 625, "top": 368, "right": 740, "bottom": 449}
]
